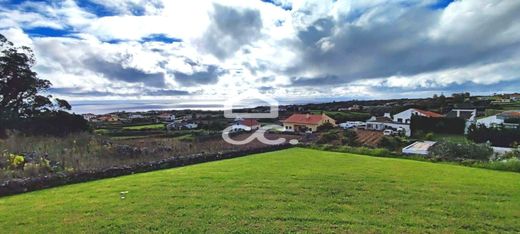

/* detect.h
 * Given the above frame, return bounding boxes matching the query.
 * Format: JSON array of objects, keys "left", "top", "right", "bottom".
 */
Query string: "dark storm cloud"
[
  {"left": 289, "top": 75, "right": 342, "bottom": 87},
  {"left": 200, "top": 3, "right": 263, "bottom": 59},
  {"left": 173, "top": 65, "right": 224, "bottom": 86},
  {"left": 287, "top": 2, "right": 520, "bottom": 86},
  {"left": 84, "top": 57, "right": 166, "bottom": 87}
]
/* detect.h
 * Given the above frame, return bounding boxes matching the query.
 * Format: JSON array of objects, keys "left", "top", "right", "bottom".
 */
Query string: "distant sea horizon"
[{"left": 69, "top": 97, "right": 356, "bottom": 114}]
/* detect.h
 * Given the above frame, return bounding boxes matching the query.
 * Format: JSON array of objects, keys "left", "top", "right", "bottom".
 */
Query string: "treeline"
[
  {"left": 410, "top": 115, "right": 466, "bottom": 135},
  {"left": 0, "top": 111, "right": 89, "bottom": 137},
  {"left": 468, "top": 124, "right": 520, "bottom": 147}
]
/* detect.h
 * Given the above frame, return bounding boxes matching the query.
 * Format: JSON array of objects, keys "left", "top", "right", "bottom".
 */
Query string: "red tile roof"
[
  {"left": 500, "top": 111, "right": 520, "bottom": 118},
  {"left": 414, "top": 109, "right": 443, "bottom": 118},
  {"left": 282, "top": 114, "right": 325, "bottom": 124},
  {"left": 240, "top": 119, "right": 259, "bottom": 127}
]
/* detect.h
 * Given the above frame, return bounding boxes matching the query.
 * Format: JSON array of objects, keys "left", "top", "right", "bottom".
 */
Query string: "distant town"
[{"left": 81, "top": 92, "right": 520, "bottom": 155}]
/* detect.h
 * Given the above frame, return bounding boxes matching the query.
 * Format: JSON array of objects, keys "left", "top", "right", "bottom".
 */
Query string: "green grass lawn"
[
  {"left": 1, "top": 148, "right": 520, "bottom": 233},
  {"left": 122, "top": 123, "right": 165, "bottom": 130}
]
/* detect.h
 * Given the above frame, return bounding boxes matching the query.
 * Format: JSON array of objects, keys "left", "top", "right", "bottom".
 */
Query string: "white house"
[
  {"left": 392, "top": 108, "right": 443, "bottom": 124},
  {"left": 129, "top": 114, "right": 144, "bottom": 119},
  {"left": 365, "top": 116, "right": 411, "bottom": 136},
  {"left": 82, "top": 113, "right": 97, "bottom": 122},
  {"left": 476, "top": 111, "right": 520, "bottom": 129}
]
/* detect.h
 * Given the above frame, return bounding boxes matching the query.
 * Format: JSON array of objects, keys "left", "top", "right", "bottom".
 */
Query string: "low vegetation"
[
  {"left": 1, "top": 148, "right": 520, "bottom": 232},
  {"left": 468, "top": 124, "right": 520, "bottom": 147},
  {"left": 0, "top": 132, "right": 299, "bottom": 183},
  {"left": 429, "top": 141, "right": 494, "bottom": 161}
]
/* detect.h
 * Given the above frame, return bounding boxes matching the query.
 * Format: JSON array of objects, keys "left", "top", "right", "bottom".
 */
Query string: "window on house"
[{"left": 397, "top": 118, "right": 402, "bottom": 123}]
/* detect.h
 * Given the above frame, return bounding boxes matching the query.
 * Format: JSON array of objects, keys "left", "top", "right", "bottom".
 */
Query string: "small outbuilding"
[{"left": 402, "top": 141, "right": 437, "bottom": 155}]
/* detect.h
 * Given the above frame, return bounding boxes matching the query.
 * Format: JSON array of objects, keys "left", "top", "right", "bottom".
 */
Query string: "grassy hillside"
[{"left": 1, "top": 148, "right": 520, "bottom": 233}]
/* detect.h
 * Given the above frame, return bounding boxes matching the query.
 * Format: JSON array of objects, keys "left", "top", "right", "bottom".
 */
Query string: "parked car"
[
  {"left": 339, "top": 121, "right": 364, "bottom": 129},
  {"left": 383, "top": 129, "right": 394, "bottom": 136}
]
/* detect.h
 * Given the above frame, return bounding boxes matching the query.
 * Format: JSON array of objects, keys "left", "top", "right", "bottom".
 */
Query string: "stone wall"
[{"left": 0, "top": 144, "right": 293, "bottom": 197}]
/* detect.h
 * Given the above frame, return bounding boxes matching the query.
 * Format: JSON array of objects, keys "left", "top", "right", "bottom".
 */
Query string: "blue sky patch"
[
  {"left": 430, "top": 0, "right": 455, "bottom": 9},
  {"left": 76, "top": 1, "right": 118, "bottom": 17},
  {"left": 141, "top": 34, "right": 182, "bottom": 43},
  {"left": 24, "top": 27, "right": 72, "bottom": 37}
]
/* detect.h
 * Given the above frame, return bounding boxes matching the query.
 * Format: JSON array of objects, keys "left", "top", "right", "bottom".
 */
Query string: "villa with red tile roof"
[{"left": 282, "top": 113, "right": 336, "bottom": 132}]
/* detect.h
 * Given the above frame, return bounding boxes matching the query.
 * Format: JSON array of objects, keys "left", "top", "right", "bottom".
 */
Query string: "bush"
[
  {"left": 317, "top": 122, "right": 335, "bottom": 132},
  {"left": 8, "top": 154, "right": 25, "bottom": 170},
  {"left": 467, "top": 124, "right": 520, "bottom": 147},
  {"left": 377, "top": 136, "right": 406, "bottom": 151},
  {"left": 498, "top": 149, "right": 520, "bottom": 161},
  {"left": 425, "top": 132, "right": 434, "bottom": 141},
  {"left": 317, "top": 130, "right": 339, "bottom": 144},
  {"left": 343, "top": 130, "right": 360, "bottom": 146},
  {"left": 429, "top": 141, "right": 493, "bottom": 161}
]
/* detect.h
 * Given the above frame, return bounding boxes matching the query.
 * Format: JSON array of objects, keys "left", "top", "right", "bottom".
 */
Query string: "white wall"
[
  {"left": 393, "top": 109, "right": 417, "bottom": 124},
  {"left": 476, "top": 115, "right": 503, "bottom": 127}
]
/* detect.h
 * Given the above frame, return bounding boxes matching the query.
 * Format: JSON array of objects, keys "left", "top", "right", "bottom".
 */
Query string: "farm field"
[
  {"left": 1, "top": 148, "right": 520, "bottom": 233},
  {"left": 122, "top": 123, "right": 165, "bottom": 130}
]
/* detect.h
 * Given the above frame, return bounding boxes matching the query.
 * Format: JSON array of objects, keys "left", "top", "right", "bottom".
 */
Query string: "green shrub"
[
  {"left": 425, "top": 132, "right": 434, "bottom": 141},
  {"left": 377, "top": 136, "right": 406, "bottom": 151},
  {"left": 343, "top": 130, "right": 360, "bottom": 146},
  {"left": 8, "top": 154, "right": 25, "bottom": 170},
  {"left": 317, "top": 130, "right": 339, "bottom": 144},
  {"left": 429, "top": 141, "right": 493, "bottom": 161},
  {"left": 317, "top": 122, "right": 335, "bottom": 132},
  {"left": 498, "top": 149, "right": 520, "bottom": 161}
]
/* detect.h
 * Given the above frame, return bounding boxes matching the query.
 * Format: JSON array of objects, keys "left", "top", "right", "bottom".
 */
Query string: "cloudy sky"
[{"left": 1, "top": 0, "right": 520, "bottom": 113}]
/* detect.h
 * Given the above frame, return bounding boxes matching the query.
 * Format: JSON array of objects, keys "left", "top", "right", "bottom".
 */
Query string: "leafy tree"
[
  {"left": 0, "top": 34, "right": 88, "bottom": 136},
  {"left": 0, "top": 34, "right": 70, "bottom": 120}
]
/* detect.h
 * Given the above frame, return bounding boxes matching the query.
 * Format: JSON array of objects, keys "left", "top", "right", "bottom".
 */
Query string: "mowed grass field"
[{"left": 1, "top": 148, "right": 520, "bottom": 233}]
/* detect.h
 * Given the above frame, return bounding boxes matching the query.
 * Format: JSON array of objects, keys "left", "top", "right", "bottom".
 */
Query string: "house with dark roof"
[
  {"left": 282, "top": 113, "right": 336, "bottom": 132},
  {"left": 446, "top": 109, "right": 477, "bottom": 133}
]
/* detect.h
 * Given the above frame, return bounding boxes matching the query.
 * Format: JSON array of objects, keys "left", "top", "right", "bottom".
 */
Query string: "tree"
[
  {"left": 0, "top": 34, "right": 87, "bottom": 136},
  {"left": 0, "top": 34, "right": 70, "bottom": 120}
]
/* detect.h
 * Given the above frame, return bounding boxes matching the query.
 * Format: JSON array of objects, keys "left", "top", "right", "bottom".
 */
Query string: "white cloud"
[{"left": 1, "top": 0, "right": 520, "bottom": 106}]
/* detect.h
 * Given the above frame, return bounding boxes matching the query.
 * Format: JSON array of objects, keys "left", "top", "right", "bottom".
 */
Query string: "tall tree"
[{"left": 0, "top": 34, "right": 70, "bottom": 120}]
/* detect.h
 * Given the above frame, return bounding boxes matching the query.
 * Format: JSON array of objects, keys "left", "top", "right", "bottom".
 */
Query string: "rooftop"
[{"left": 282, "top": 114, "right": 327, "bottom": 125}]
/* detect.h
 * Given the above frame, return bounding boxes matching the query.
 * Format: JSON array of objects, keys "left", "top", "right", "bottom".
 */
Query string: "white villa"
[
  {"left": 365, "top": 108, "right": 443, "bottom": 136},
  {"left": 476, "top": 110, "right": 520, "bottom": 129}
]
